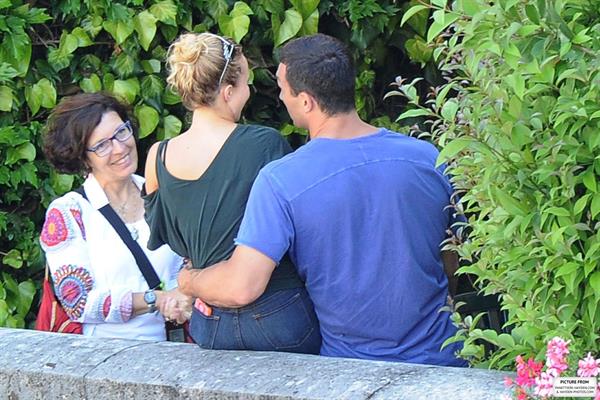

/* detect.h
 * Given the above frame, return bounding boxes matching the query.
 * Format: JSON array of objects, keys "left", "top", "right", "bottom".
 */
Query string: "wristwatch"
[{"left": 143, "top": 289, "right": 157, "bottom": 313}]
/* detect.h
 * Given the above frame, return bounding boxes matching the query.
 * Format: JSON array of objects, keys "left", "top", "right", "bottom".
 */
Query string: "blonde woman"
[{"left": 143, "top": 33, "right": 320, "bottom": 353}]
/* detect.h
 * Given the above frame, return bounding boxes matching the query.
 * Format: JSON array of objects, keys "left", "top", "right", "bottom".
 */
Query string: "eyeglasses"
[
  {"left": 86, "top": 120, "right": 134, "bottom": 157},
  {"left": 216, "top": 37, "right": 235, "bottom": 86}
]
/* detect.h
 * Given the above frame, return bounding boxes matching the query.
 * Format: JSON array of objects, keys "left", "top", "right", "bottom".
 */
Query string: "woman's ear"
[{"left": 221, "top": 84, "right": 234, "bottom": 102}]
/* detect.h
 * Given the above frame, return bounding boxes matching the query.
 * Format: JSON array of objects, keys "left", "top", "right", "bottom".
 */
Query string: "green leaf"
[
  {"left": 135, "top": 105, "right": 160, "bottom": 139},
  {"left": 404, "top": 37, "right": 433, "bottom": 64},
  {"left": 591, "top": 194, "right": 600, "bottom": 219},
  {"left": 36, "top": 78, "right": 57, "bottom": 109},
  {"left": 134, "top": 10, "right": 158, "bottom": 51},
  {"left": 591, "top": 271, "right": 600, "bottom": 299},
  {"left": 71, "top": 27, "right": 93, "bottom": 47},
  {"left": 401, "top": 5, "right": 428, "bottom": 27},
  {"left": 574, "top": 194, "right": 591, "bottom": 214},
  {"left": 231, "top": 1, "right": 253, "bottom": 17},
  {"left": 496, "top": 333, "right": 515, "bottom": 349},
  {"left": 141, "top": 59, "right": 161, "bottom": 74},
  {"left": 582, "top": 168, "right": 597, "bottom": 193},
  {"left": 58, "top": 32, "right": 78, "bottom": 56},
  {"left": 494, "top": 188, "right": 527, "bottom": 216},
  {"left": 16, "top": 281, "right": 35, "bottom": 316},
  {"left": 0, "top": 85, "right": 13, "bottom": 111},
  {"left": 0, "top": 62, "right": 19, "bottom": 83},
  {"left": 2, "top": 249, "right": 22, "bottom": 269},
  {"left": 112, "top": 78, "right": 140, "bottom": 104},
  {"left": 219, "top": 4, "right": 252, "bottom": 43},
  {"left": 80, "top": 73, "right": 102, "bottom": 93},
  {"left": 150, "top": 0, "right": 178, "bottom": 26},
  {"left": 0, "top": 31, "right": 32, "bottom": 77},
  {"left": 427, "top": 11, "right": 458, "bottom": 43},
  {"left": 545, "top": 207, "right": 570, "bottom": 217},
  {"left": 275, "top": 9, "right": 302, "bottom": 46},
  {"left": 140, "top": 75, "right": 165, "bottom": 101},
  {"left": 163, "top": 115, "right": 182, "bottom": 138},
  {"left": 262, "top": 0, "right": 284, "bottom": 14},
  {"left": 395, "top": 108, "right": 434, "bottom": 121},
  {"left": 299, "top": 9, "right": 319, "bottom": 36},
  {"left": 163, "top": 87, "right": 181, "bottom": 105},
  {"left": 441, "top": 99, "right": 458, "bottom": 121},
  {"left": 49, "top": 171, "right": 74, "bottom": 194},
  {"left": 113, "top": 53, "right": 136, "bottom": 78},
  {"left": 24, "top": 83, "right": 42, "bottom": 115},
  {"left": 102, "top": 20, "right": 134, "bottom": 44},
  {"left": 289, "top": 0, "right": 318, "bottom": 19},
  {"left": 437, "top": 138, "right": 473, "bottom": 165}
]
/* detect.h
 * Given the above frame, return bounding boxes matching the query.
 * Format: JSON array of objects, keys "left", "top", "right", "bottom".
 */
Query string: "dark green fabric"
[{"left": 143, "top": 124, "right": 303, "bottom": 292}]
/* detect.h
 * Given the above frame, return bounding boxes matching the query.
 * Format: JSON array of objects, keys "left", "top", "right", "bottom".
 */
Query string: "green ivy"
[{"left": 1, "top": 0, "right": 434, "bottom": 327}]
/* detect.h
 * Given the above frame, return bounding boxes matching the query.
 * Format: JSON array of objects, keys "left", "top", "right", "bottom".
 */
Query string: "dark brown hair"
[
  {"left": 279, "top": 34, "right": 355, "bottom": 116},
  {"left": 43, "top": 92, "right": 136, "bottom": 174}
]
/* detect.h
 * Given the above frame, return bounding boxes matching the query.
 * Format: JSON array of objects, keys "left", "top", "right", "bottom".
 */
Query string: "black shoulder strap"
[
  {"left": 76, "top": 186, "right": 161, "bottom": 289},
  {"left": 74, "top": 186, "right": 87, "bottom": 200}
]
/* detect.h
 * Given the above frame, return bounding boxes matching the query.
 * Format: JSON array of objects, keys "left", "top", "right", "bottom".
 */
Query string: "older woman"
[
  {"left": 143, "top": 32, "right": 320, "bottom": 353},
  {"left": 41, "top": 92, "right": 190, "bottom": 340}
]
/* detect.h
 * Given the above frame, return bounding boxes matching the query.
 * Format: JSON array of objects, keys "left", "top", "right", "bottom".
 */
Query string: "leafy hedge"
[
  {"left": 0, "top": 0, "right": 433, "bottom": 328},
  {"left": 395, "top": 0, "right": 600, "bottom": 368}
]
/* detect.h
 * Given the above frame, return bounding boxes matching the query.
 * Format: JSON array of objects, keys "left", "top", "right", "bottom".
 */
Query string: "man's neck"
[{"left": 308, "top": 111, "right": 378, "bottom": 140}]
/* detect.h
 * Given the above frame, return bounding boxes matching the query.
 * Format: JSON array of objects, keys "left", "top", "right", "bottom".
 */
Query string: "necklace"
[
  {"left": 127, "top": 223, "right": 139, "bottom": 241},
  {"left": 108, "top": 180, "right": 139, "bottom": 223}
]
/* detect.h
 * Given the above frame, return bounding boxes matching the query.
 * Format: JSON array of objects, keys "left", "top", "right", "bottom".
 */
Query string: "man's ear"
[{"left": 298, "top": 92, "right": 317, "bottom": 113}]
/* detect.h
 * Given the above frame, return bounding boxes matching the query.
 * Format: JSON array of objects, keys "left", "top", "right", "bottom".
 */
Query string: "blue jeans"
[{"left": 189, "top": 287, "right": 321, "bottom": 354}]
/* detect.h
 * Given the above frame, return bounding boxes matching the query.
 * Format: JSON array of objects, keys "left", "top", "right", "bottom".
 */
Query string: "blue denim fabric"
[{"left": 189, "top": 287, "right": 321, "bottom": 354}]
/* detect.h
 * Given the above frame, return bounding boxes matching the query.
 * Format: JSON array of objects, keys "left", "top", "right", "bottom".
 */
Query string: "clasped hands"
[{"left": 157, "top": 288, "right": 192, "bottom": 324}]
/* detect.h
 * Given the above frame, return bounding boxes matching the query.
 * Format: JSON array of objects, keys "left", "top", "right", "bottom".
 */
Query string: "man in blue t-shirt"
[{"left": 179, "top": 34, "right": 465, "bottom": 366}]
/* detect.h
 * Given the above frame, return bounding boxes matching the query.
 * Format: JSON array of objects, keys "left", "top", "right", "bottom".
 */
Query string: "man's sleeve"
[{"left": 235, "top": 170, "right": 293, "bottom": 264}]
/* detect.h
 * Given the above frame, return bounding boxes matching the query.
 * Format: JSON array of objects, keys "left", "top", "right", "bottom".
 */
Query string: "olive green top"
[{"left": 143, "top": 124, "right": 303, "bottom": 292}]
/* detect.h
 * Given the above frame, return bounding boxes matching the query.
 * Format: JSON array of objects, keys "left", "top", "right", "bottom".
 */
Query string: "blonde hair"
[{"left": 167, "top": 33, "right": 243, "bottom": 110}]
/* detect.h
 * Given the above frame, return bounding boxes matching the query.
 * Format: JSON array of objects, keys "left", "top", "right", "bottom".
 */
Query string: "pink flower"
[
  {"left": 534, "top": 369, "right": 557, "bottom": 397},
  {"left": 545, "top": 337, "right": 570, "bottom": 375},
  {"left": 504, "top": 376, "right": 514, "bottom": 387},
  {"left": 595, "top": 384, "right": 600, "bottom": 400},
  {"left": 577, "top": 353, "right": 600, "bottom": 377},
  {"left": 515, "top": 355, "right": 543, "bottom": 388}
]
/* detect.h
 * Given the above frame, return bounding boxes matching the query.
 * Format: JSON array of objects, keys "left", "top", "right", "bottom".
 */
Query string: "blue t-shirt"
[{"left": 235, "top": 129, "right": 465, "bottom": 366}]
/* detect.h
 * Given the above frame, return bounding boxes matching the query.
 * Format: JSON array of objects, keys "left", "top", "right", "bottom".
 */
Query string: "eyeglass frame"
[{"left": 86, "top": 120, "right": 134, "bottom": 157}]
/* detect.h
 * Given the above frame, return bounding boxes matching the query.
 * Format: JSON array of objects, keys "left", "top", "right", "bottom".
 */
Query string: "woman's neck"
[
  {"left": 190, "top": 107, "right": 236, "bottom": 132},
  {"left": 96, "top": 175, "right": 135, "bottom": 204}
]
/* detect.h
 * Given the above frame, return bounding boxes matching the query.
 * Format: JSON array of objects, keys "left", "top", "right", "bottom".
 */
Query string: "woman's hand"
[{"left": 157, "top": 288, "right": 192, "bottom": 324}]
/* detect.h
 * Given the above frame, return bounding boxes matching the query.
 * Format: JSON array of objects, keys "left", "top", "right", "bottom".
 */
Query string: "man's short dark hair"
[
  {"left": 44, "top": 92, "right": 136, "bottom": 174},
  {"left": 279, "top": 34, "right": 355, "bottom": 116}
]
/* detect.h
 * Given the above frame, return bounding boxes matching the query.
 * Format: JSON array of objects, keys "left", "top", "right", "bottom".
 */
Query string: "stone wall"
[{"left": 0, "top": 328, "right": 510, "bottom": 399}]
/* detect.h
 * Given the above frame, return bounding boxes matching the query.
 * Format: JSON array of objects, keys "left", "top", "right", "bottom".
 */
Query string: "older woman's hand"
[{"left": 157, "top": 288, "right": 192, "bottom": 324}]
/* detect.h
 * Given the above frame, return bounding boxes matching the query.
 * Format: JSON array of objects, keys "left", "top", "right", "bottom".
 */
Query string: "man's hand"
[{"left": 174, "top": 245, "right": 276, "bottom": 308}]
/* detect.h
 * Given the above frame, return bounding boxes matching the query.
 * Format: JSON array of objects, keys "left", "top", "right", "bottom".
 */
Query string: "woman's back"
[{"left": 145, "top": 124, "right": 291, "bottom": 269}]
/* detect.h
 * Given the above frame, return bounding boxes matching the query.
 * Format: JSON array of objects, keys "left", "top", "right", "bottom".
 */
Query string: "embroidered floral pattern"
[
  {"left": 52, "top": 265, "right": 94, "bottom": 320},
  {"left": 102, "top": 296, "right": 111, "bottom": 319},
  {"left": 41, "top": 208, "right": 70, "bottom": 248},
  {"left": 70, "top": 208, "right": 86, "bottom": 240}
]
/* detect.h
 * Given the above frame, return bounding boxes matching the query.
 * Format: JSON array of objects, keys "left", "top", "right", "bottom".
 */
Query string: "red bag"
[{"left": 35, "top": 265, "right": 82, "bottom": 334}]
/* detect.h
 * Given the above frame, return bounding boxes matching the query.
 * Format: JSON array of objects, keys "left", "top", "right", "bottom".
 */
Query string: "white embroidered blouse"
[{"left": 40, "top": 174, "right": 183, "bottom": 340}]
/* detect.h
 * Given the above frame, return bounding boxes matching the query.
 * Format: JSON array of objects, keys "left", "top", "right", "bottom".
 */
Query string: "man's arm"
[
  {"left": 177, "top": 245, "right": 276, "bottom": 308},
  {"left": 441, "top": 250, "right": 459, "bottom": 297}
]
